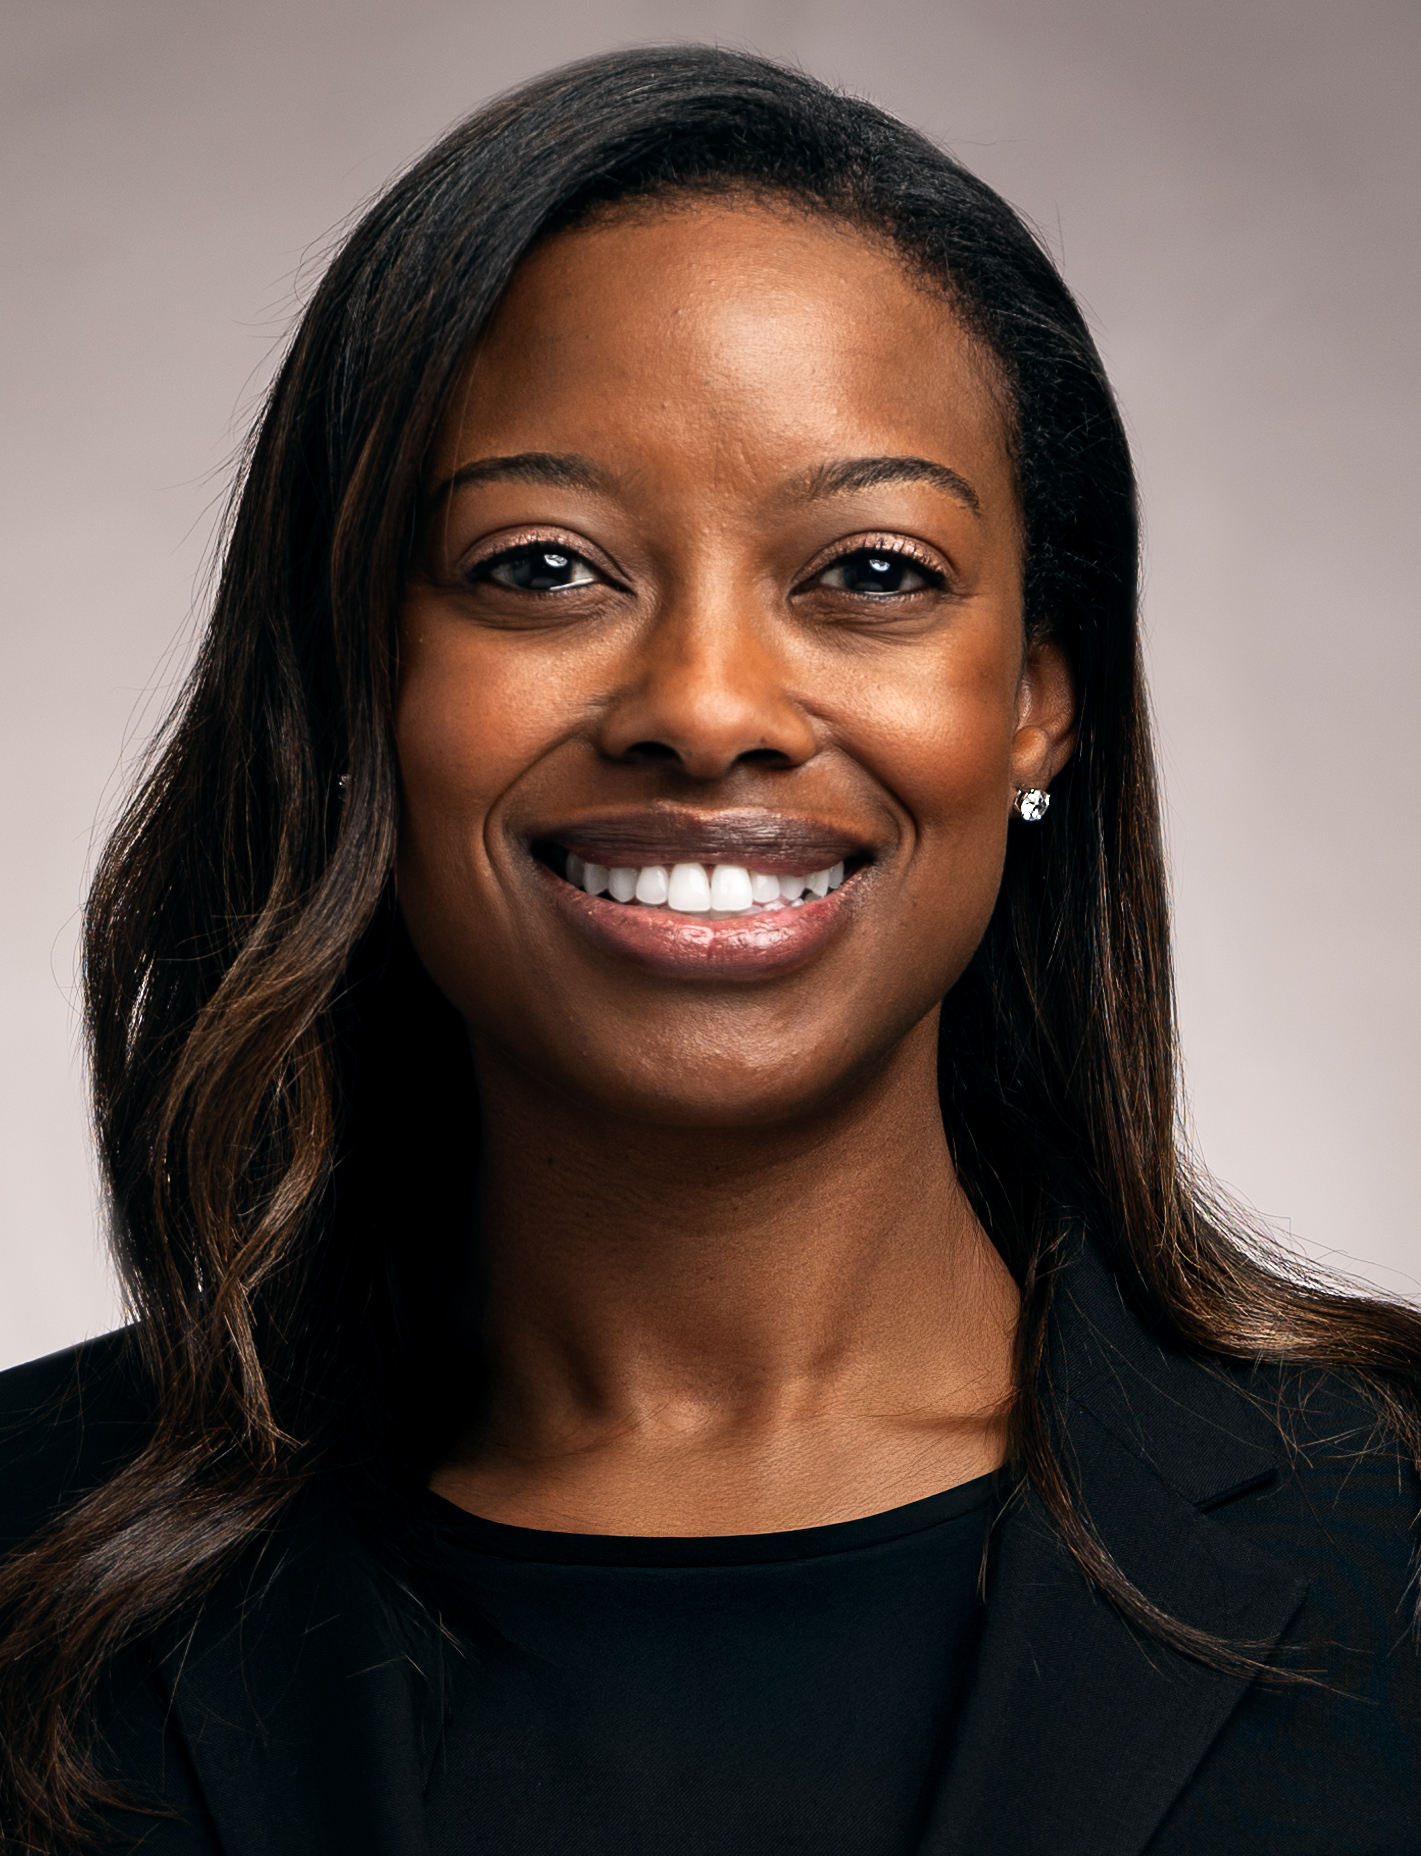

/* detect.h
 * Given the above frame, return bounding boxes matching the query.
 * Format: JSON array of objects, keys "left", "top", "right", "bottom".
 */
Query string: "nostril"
[
  {"left": 622, "top": 740, "right": 682, "bottom": 765},
  {"left": 737, "top": 746, "right": 794, "bottom": 768}
]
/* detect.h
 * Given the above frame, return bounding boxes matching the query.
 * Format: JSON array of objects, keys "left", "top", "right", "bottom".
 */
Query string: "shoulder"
[
  {"left": 1152, "top": 1365, "right": 1421, "bottom": 1847},
  {"left": 0, "top": 1329, "right": 154, "bottom": 1556},
  {"left": 1053, "top": 1240, "right": 1420, "bottom": 1598},
  {"left": 1222, "top": 1349, "right": 1416, "bottom": 1475},
  {"left": 1203, "top": 1354, "right": 1420, "bottom": 1624}
]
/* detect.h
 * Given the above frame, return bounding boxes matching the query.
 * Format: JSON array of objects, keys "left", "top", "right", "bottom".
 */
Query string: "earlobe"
[{"left": 1011, "top": 637, "right": 1078, "bottom": 792}]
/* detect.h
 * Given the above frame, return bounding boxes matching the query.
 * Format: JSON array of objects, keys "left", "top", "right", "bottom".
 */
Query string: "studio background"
[{"left": 3, "top": 0, "right": 1416, "bottom": 1370}]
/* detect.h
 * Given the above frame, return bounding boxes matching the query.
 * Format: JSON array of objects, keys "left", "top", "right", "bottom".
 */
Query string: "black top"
[
  {"left": 2, "top": 1234, "right": 1418, "bottom": 1854},
  {"left": 418, "top": 1477, "right": 997, "bottom": 1856}
]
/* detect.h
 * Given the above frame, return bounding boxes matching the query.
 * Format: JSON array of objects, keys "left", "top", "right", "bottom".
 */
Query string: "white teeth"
[
  {"left": 668, "top": 862, "right": 713, "bottom": 912},
  {"left": 634, "top": 865, "right": 670, "bottom": 906},
  {"left": 709, "top": 864, "right": 753, "bottom": 911},
  {"left": 749, "top": 870, "right": 781, "bottom": 903},
  {"left": 564, "top": 852, "right": 851, "bottom": 912}
]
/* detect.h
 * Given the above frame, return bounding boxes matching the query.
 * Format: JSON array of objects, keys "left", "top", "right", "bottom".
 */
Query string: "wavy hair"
[{"left": 2, "top": 44, "right": 1418, "bottom": 1851}]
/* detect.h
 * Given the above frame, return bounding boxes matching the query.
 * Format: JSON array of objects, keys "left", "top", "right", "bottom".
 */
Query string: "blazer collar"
[{"left": 920, "top": 1235, "right": 1308, "bottom": 1856}]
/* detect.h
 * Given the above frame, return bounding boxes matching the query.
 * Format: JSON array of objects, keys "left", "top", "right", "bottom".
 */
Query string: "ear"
[{"left": 1009, "top": 637, "right": 1077, "bottom": 798}]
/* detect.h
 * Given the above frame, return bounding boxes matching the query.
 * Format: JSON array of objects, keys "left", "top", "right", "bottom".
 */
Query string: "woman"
[{"left": 0, "top": 45, "right": 1417, "bottom": 1856}]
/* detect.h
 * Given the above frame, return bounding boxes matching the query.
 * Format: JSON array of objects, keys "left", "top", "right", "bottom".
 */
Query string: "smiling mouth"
[{"left": 537, "top": 844, "right": 853, "bottom": 917}]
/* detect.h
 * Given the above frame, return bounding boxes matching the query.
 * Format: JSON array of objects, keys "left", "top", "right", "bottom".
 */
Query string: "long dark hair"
[{"left": 3, "top": 44, "right": 1418, "bottom": 1851}]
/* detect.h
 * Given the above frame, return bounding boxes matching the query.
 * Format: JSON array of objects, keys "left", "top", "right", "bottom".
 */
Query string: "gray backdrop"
[{"left": 3, "top": 0, "right": 1417, "bottom": 1369}]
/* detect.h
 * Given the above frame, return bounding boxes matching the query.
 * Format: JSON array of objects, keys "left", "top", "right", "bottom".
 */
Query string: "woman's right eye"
[{"left": 470, "top": 545, "right": 599, "bottom": 592}]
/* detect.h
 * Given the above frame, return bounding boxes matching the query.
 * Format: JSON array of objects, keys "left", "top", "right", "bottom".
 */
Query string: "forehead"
[{"left": 430, "top": 198, "right": 1013, "bottom": 502}]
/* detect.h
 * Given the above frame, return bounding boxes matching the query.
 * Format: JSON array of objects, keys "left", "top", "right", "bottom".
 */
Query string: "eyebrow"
[
  {"left": 427, "top": 449, "right": 981, "bottom": 515},
  {"left": 428, "top": 452, "right": 613, "bottom": 503},
  {"left": 790, "top": 456, "right": 981, "bottom": 514}
]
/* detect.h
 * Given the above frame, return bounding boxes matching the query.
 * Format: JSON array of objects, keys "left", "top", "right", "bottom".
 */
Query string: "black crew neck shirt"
[{"left": 419, "top": 1473, "right": 997, "bottom": 1856}]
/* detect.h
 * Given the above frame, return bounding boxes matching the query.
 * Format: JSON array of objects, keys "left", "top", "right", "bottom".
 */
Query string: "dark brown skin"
[{"left": 399, "top": 200, "right": 1077, "bottom": 1535}]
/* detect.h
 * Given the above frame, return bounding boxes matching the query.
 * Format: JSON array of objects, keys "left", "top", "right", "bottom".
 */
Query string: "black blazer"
[{"left": 2, "top": 1238, "right": 1418, "bottom": 1855}]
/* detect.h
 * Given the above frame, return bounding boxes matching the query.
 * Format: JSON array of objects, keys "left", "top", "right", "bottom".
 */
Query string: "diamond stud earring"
[{"left": 1013, "top": 787, "right": 1050, "bottom": 822}]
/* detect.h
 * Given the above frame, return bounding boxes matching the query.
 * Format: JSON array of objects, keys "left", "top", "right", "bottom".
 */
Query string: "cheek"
[
  {"left": 395, "top": 616, "right": 555, "bottom": 855},
  {"left": 392, "top": 628, "right": 561, "bottom": 1035},
  {"left": 393, "top": 624, "right": 544, "bottom": 960},
  {"left": 845, "top": 631, "right": 1018, "bottom": 839},
  {"left": 842, "top": 638, "right": 1018, "bottom": 988},
  {"left": 913, "top": 699, "right": 1014, "bottom": 845}
]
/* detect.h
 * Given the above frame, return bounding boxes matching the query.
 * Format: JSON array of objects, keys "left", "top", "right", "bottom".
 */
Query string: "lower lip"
[{"left": 540, "top": 866, "right": 862, "bottom": 981}]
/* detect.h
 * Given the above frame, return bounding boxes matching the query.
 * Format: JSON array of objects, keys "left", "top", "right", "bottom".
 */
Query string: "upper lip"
[{"left": 533, "top": 807, "right": 873, "bottom": 875}]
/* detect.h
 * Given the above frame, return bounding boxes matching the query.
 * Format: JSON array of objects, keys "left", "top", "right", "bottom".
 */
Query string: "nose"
[{"left": 596, "top": 596, "right": 818, "bottom": 780}]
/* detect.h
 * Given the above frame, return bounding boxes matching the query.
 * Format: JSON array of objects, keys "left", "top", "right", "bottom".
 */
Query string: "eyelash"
[
  {"left": 800, "top": 536, "right": 948, "bottom": 596},
  {"left": 463, "top": 530, "right": 611, "bottom": 591},
  {"left": 461, "top": 532, "right": 949, "bottom": 596}
]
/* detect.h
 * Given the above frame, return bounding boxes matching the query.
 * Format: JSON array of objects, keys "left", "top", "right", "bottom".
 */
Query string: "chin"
[{"left": 547, "top": 1033, "right": 911, "bottom": 1133}]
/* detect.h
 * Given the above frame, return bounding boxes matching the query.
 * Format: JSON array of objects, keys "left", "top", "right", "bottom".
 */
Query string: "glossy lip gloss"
[
  {"left": 539, "top": 860, "right": 865, "bottom": 982},
  {"left": 523, "top": 806, "right": 875, "bottom": 981}
]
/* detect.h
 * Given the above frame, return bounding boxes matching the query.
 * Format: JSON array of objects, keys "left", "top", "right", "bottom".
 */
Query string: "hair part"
[{"left": 2, "top": 43, "right": 1418, "bottom": 1851}]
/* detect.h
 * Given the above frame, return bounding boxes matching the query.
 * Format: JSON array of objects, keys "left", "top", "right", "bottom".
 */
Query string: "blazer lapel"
[
  {"left": 156, "top": 1485, "right": 443, "bottom": 1856},
  {"left": 921, "top": 1240, "right": 1309, "bottom": 1856}
]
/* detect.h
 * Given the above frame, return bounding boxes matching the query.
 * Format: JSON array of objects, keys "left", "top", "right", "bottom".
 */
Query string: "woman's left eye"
[
  {"left": 472, "top": 545, "right": 600, "bottom": 591},
  {"left": 816, "top": 549, "right": 942, "bottom": 596}
]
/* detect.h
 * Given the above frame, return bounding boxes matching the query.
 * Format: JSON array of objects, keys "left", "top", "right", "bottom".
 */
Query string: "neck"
[{"left": 431, "top": 1010, "right": 1019, "bottom": 1534}]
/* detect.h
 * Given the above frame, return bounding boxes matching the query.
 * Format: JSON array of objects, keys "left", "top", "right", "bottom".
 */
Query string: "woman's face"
[{"left": 397, "top": 199, "right": 1074, "bottom": 1127}]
